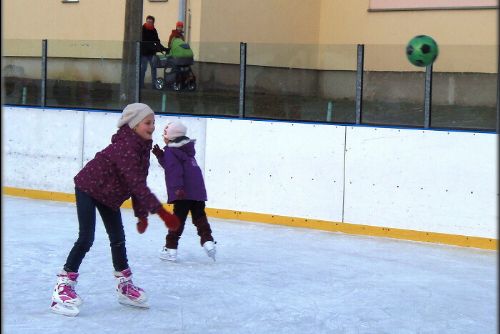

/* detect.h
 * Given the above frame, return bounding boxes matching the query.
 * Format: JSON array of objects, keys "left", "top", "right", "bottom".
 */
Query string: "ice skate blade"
[
  {"left": 159, "top": 255, "right": 177, "bottom": 262},
  {"left": 117, "top": 295, "right": 150, "bottom": 309},
  {"left": 52, "top": 295, "right": 83, "bottom": 307},
  {"left": 206, "top": 250, "right": 216, "bottom": 262},
  {"left": 50, "top": 301, "right": 79, "bottom": 317}
]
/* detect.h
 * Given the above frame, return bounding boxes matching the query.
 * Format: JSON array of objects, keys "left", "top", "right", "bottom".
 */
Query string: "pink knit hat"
[{"left": 164, "top": 121, "right": 187, "bottom": 140}]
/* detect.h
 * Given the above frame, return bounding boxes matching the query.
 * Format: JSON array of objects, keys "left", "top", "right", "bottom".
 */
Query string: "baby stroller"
[{"left": 154, "top": 38, "right": 196, "bottom": 91}]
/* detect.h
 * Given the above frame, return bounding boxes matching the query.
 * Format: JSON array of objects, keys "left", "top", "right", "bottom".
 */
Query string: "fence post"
[
  {"left": 21, "top": 86, "right": 27, "bottom": 105},
  {"left": 496, "top": 51, "right": 499, "bottom": 133},
  {"left": 162, "top": 93, "right": 167, "bottom": 113},
  {"left": 239, "top": 42, "right": 247, "bottom": 118},
  {"left": 327, "top": 101, "right": 333, "bottom": 122},
  {"left": 424, "top": 64, "right": 433, "bottom": 128},
  {"left": 41, "top": 39, "right": 48, "bottom": 107},
  {"left": 135, "top": 41, "right": 141, "bottom": 103},
  {"left": 355, "top": 44, "right": 364, "bottom": 125}
]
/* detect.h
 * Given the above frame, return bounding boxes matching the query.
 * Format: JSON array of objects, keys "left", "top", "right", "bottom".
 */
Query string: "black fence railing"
[{"left": 3, "top": 39, "right": 498, "bottom": 132}]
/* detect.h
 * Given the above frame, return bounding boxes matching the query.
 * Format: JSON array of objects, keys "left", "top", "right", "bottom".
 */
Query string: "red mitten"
[
  {"left": 136, "top": 217, "right": 148, "bottom": 234},
  {"left": 157, "top": 206, "right": 180, "bottom": 231}
]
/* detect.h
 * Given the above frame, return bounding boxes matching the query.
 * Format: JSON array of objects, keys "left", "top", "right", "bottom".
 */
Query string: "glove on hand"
[
  {"left": 152, "top": 144, "right": 164, "bottom": 159},
  {"left": 136, "top": 217, "right": 148, "bottom": 234},
  {"left": 157, "top": 206, "right": 180, "bottom": 232},
  {"left": 175, "top": 188, "right": 186, "bottom": 200}
]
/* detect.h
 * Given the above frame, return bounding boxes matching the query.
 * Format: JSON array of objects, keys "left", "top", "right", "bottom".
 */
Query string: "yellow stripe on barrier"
[
  {"left": 3, "top": 187, "right": 76, "bottom": 203},
  {"left": 3, "top": 187, "right": 496, "bottom": 250},
  {"left": 204, "top": 208, "right": 497, "bottom": 250}
]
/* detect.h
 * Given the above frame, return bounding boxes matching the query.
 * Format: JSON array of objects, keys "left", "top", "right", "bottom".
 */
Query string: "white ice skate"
[
  {"left": 159, "top": 247, "right": 177, "bottom": 262},
  {"left": 203, "top": 241, "right": 216, "bottom": 261},
  {"left": 50, "top": 270, "right": 82, "bottom": 317},
  {"left": 114, "top": 268, "right": 149, "bottom": 308}
]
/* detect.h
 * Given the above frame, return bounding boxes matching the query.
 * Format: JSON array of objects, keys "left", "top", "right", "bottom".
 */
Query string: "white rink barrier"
[
  {"left": 343, "top": 126, "right": 497, "bottom": 238},
  {"left": 204, "top": 118, "right": 346, "bottom": 222},
  {"left": 3, "top": 106, "right": 497, "bottom": 249}
]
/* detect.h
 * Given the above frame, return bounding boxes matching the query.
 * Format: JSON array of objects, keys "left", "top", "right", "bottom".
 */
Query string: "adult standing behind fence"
[{"left": 141, "top": 15, "right": 168, "bottom": 89}]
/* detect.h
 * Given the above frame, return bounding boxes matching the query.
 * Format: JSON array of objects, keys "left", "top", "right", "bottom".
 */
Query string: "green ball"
[{"left": 406, "top": 35, "right": 439, "bottom": 67}]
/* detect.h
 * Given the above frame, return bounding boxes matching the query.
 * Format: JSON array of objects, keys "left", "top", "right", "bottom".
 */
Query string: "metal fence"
[{"left": 3, "top": 39, "right": 498, "bottom": 132}]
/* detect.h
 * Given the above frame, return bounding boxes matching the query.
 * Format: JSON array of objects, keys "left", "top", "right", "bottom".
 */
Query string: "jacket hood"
[{"left": 167, "top": 138, "right": 196, "bottom": 157}]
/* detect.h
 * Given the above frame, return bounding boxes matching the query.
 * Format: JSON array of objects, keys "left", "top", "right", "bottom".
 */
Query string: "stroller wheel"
[
  {"left": 172, "top": 82, "right": 182, "bottom": 91},
  {"left": 154, "top": 78, "right": 165, "bottom": 90},
  {"left": 187, "top": 80, "right": 197, "bottom": 91}
]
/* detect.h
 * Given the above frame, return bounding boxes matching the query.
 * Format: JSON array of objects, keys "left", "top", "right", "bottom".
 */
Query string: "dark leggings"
[
  {"left": 166, "top": 200, "right": 214, "bottom": 249},
  {"left": 64, "top": 188, "right": 128, "bottom": 273}
]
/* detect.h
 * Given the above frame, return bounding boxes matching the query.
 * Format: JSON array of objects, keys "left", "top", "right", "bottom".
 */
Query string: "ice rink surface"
[{"left": 2, "top": 196, "right": 497, "bottom": 334}]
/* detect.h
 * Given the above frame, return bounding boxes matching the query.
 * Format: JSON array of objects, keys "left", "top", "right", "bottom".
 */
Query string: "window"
[{"left": 369, "top": 0, "right": 498, "bottom": 11}]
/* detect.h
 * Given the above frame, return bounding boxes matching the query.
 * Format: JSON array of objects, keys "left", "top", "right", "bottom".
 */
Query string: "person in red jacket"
[
  {"left": 50, "top": 103, "right": 180, "bottom": 317},
  {"left": 168, "top": 21, "right": 185, "bottom": 49}
]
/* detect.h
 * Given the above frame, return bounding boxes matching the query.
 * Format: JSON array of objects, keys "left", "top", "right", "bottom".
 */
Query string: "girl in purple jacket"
[
  {"left": 152, "top": 121, "right": 216, "bottom": 262},
  {"left": 50, "top": 103, "right": 180, "bottom": 317}
]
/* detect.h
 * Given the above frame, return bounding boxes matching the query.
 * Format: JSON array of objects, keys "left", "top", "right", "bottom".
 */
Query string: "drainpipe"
[
  {"left": 179, "top": 0, "right": 188, "bottom": 41},
  {"left": 178, "top": 0, "right": 186, "bottom": 23}
]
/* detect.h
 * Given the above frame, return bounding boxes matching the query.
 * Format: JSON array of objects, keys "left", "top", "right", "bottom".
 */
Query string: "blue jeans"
[
  {"left": 64, "top": 188, "right": 128, "bottom": 272},
  {"left": 140, "top": 55, "right": 157, "bottom": 88}
]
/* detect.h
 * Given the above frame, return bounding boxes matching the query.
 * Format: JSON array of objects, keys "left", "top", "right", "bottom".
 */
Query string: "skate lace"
[
  {"left": 118, "top": 278, "right": 143, "bottom": 300},
  {"left": 58, "top": 280, "right": 78, "bottom": 299}
]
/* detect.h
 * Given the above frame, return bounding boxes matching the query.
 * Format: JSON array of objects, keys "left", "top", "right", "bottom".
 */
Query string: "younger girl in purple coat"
[
  {"left": 152, "top": 121, "right": 216, "bottom": 262},
  {"left": 50, "top": 103, "right": 180, "bottom": 317}
]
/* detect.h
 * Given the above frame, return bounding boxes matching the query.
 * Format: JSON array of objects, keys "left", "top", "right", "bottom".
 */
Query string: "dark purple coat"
[
  {"left": 157, "top": 139, "right": 207, "bottom": 203},
  {"left": 74, "top": 126, "right": 162, "bottom": 218}
]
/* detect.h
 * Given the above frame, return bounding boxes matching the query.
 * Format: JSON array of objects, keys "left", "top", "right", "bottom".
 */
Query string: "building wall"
[
  {"left": 319, "top": 0, "right": 497, "bottom": 46},
  {"left": 2, "top": 1, "right": 498, "bottom": 73},
  {"left": 3, "top": 0, "right": 497, "bottom": 46},
  {"left": 2, "top": 0, "right": 182, "bottom": 54},
  {"left": 187, "top": 0, "right": 202, "bottom": 46},
  {"left": 198, "top": 0, "right": 321, "bottom": 44},
  {"left": 317, "top": 0, "right": 497, "bottom": 72},
  {"left": 3, "top": 0, "right": 126, "bottom": 40}
]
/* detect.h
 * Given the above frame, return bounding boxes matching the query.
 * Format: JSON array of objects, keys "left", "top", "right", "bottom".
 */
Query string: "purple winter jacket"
[
  {"left": 74, "top": 125, "right": 162, "bottom": 218},
  {"left": 157, "top": 138, "right": 207, "bottom": 203}
]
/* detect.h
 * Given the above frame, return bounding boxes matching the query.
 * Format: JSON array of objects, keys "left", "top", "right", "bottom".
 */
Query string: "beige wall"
[
  {"left": 317, "top": 0, "right": 497, "bottom": 72},
  {"left": 2, "top": 0, "right": 498, "bottom": 72},
  {"left": 2, "top": 0, "right": 186, "bottom": 60},
  {"left": 187, "top": 0, "right": 202, "bottom": 44},
  {"left": 319, "top": 0, "right": 497, "bottom": 46},
  {"left": 196, "top": 0, "right": 322, "bottom": 67},
  {"left": 194, "top": 0, "right": 497, "bottom": 71},
  {"left": 3, "top": 0, "right": 126, "bottom": 40},
  {"left": 198, "top": 0, "right": 321, "bottom": 44},
  {"left": 3, "top": 0, "right": 183, "bottom": 43}
]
